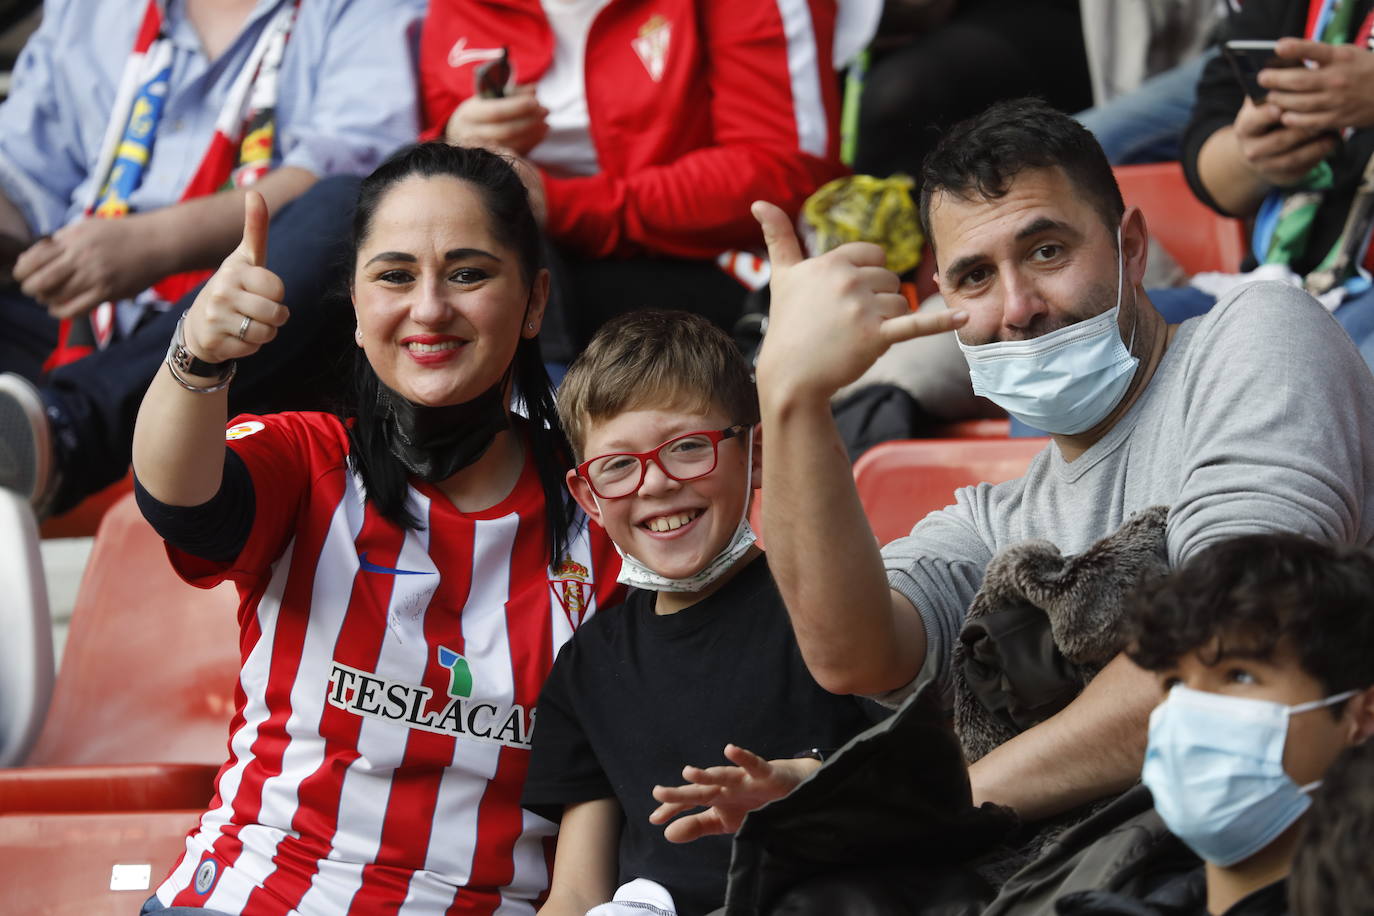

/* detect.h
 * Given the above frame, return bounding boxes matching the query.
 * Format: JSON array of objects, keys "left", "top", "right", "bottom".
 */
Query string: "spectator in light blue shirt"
[{"left": 0, "top": 0, "right": 425, "bottom": 518}]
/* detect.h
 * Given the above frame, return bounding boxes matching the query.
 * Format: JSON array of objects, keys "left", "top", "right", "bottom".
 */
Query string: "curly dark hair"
[
  {"left": 918, "top": 97, "right": 1124, "bottom": 254},
  {"left": 1289, "top": 741, "right": 1374, "bottom": 915},
  {"left": 1125, "top": 534, "right": 1374, "bottom": 706}
]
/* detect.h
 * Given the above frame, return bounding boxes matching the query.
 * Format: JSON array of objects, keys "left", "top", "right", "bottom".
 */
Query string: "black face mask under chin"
[{"left": 380, "top": 380, "right": 511, "bottom": 483}]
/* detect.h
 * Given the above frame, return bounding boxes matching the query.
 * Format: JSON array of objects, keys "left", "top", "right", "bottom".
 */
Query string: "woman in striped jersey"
[{"left": 129, "top": 143, "right": 623, "bottom": 915}]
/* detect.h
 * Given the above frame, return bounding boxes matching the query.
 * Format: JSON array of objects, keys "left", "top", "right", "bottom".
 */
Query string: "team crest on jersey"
[
  {"left": 225, "top": 420, "right": 265, "bottom": 440},
  {"left": 632, "top": 14, "right": 671, "bottom": 82},
  {"left": 549, "top": 556, "right": 594, "bottom": 629}
]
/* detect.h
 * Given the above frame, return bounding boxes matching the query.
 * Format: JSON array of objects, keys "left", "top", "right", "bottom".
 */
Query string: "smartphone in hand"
[
  {"left": 1222, "top": 39, "right": 1299, "bottom": 103},
  {"left": 474, "top": 48, "right": 511, "bottom": 99}
]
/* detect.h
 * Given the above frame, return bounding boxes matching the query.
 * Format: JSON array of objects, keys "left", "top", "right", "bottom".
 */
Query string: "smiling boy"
[
  {"left": 1054, "top": 533, "right": 1374, "bottom": 916},
  {"left": 520, "top": 310, "right": 880, "bottom": 916}
]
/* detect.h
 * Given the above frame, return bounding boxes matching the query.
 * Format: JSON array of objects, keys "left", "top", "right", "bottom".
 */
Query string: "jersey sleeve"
[
  {"left": 522, "top": 638, "right": 616, "bottom": 822},
  {"left": 164, "top": 413, "right": 322, "bottom": 588}
]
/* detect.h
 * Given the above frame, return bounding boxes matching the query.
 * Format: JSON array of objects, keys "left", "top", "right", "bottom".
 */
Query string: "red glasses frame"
[{"left": 575, "top": 425, "right": 747, "bottom": 499}]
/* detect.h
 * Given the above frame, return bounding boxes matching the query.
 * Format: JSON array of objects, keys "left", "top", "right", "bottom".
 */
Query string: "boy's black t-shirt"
[{"left": 523, "top": 553, "right": 883, "bottom": 916}]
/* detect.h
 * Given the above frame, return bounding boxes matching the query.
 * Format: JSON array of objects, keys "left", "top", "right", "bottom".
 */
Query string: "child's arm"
[
  {"left": 538, "top": 798, "right": 621, "bottom": 916},
  {"left": 648, "top": 744, "right": 820, "bottom": 844}
]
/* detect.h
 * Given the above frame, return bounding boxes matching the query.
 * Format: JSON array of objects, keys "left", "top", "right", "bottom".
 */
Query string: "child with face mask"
[
  {"left": 1055, "top": 533, "right": 1374, "bottom": 916},
  {"left": 520, "top": 310, "right": 883, "bottom": 916}
]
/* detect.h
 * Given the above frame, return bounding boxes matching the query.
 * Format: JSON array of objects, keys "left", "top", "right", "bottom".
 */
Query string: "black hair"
[
  {"left": 1290, "top": 741, "right": 1374, "bottom": 915},
  {"left": 918, "top": 97, "right": 1124, "bottom": 253},
  {"left": 1126, "top": 534, "right": 1374, "bottom": 708},
  {"left": 344, "top": 142, "right": 576, "bottom": 564}
]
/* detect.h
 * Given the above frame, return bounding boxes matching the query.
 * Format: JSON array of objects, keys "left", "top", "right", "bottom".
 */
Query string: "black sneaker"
[{"left": 0, "top": 372, "right": 55, "bottom": 515}]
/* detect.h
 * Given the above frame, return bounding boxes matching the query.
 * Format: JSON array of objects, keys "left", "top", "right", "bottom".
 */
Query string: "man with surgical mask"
[
  {"left": 1053, "top": 533, "right": 1374, "bottom": 915},
  {"left": 751, "top": 97, "right": 1374, "bottom": 825}
]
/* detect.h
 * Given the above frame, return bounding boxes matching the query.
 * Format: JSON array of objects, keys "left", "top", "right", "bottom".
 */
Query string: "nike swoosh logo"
[
  {"left": 358, "top": 552, "right": 432, "bottom": 576},
  {"left": 448, "top": 37, "right": 505, "bottom": 69}
]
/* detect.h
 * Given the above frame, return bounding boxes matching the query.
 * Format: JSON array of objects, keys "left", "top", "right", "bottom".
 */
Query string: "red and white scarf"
[{"left": 48, "top": 0, "right": 297, "bottom": 369}]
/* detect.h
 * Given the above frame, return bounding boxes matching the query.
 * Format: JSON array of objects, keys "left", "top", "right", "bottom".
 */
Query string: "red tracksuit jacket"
[{"left": 420, "top": 0, "right": 847, "bottom": 259}]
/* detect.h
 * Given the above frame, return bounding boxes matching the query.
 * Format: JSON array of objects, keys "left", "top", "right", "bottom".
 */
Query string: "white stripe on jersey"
[
  {"left": 203, "top": 487, "right": 365, "bottom": 913},
  {"left": 155, "top": 842, "right": 201, "bottom": 907},
  {"left": 419, "top": 514, "right": 519, "bottom": 882},
  {"left": 775, "top": 0, "right": 828, "bottom": 157},
  {"left": 157, "top": 536, "right": 295, "bottom": 909},
  {"left": 306, "top": 488, "right": 437, "bottom": 914},
  {"left": 501, "top": 808, "right": 558, "bottom": 915}
]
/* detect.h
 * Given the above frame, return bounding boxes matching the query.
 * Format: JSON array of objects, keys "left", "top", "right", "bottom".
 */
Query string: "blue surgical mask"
[
  {"left": 1142, "top": 684, "right": 1360, "bottom": 867},
  {"left": 957, "top": 230, "right": 1139, "bottom": 435},
  {"left": 597, "top": 427, "right": 758, "bottom": 593}
]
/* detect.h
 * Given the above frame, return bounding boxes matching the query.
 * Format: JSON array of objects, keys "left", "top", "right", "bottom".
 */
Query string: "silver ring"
[{"left": 236, "top": 315, "right": 253, "bottom": 342}]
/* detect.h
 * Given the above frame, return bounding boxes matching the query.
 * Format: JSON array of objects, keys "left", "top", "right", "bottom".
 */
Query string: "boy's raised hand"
[
  {"left": 751, "top": 200, "right": 966, "bottom": 403},
  {"left": 648, "top": 744, "right": 819, "bottom": 844},
  {"left": 181, "top": 190, "right": 289, "bottom": 366}
]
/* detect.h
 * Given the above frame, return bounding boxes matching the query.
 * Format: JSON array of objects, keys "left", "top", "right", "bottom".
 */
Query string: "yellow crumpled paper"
[{"left": 801, "top": 173, "right": 923, "bottom": 275}]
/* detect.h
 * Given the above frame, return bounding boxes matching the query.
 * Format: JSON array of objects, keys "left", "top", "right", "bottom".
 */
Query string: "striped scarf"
[{"left": 47, "top": 0, "right": 298, "bottom": 370}]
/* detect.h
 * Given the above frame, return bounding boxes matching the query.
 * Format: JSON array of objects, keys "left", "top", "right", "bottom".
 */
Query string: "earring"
[{"left": 354, "top": 327, "right": 363, "bottom": 341}]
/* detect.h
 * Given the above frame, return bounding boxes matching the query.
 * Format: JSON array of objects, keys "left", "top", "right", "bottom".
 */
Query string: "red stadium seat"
[
  {"left": 40, "top": 472, "right": 135, "bottom": 539},
  {"left": 1114, "top": 162, "right": 1247, "bottom": 276},
  {"left": 0, "top": 491, "right": 239, "bottom": 812},
  {"left": 0, "top": 808, "right": 200, "bottom": 914},
  {"left": 853, "top": 438, "right": 1048, "bottom": 546}
]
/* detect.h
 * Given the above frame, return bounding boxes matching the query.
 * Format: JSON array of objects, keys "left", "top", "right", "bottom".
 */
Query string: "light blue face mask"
[
  {"left": 957, "top": 229, "right": 1139, "bottom": 435},
  {"left": 1142, "top": 683, "right": 1361, "bottom": 867}
]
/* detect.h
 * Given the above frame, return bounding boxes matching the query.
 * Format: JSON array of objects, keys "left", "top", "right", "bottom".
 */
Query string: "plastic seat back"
[
  {"left": 0, "top": 487, "right": 53, "bottom": 766},
  {"left": 853, "top": 438, "right": 1049, "bottom": 546},
  {"left": 1114, "top": 162, "right": 1247, "bottom": 276},
  {"left": 0, "top": 808, "right": 201, "bottom": 914},
  {"left": 24, "top": 491, "right": 240, "bottom": 766}
]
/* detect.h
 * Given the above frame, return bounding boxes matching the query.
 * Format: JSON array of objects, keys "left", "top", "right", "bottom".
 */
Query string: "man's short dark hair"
[
  {"left": 1290, "top": 741, "right": 1374, "bottom": 914},
  {"left": 1126, "top": 534, "right": 1374, "bottom": 702},
  {"left": 918, "top": 97, "right": 1124, "bottom": 252}
]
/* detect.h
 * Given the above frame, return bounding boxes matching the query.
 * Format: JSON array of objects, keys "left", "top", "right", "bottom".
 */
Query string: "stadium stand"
[
  {"left": 0, "top": 491, "right": 238, "bottom": 813},
  {"left": 853, "top": 437, "right": 1048, "bottom": 546}
]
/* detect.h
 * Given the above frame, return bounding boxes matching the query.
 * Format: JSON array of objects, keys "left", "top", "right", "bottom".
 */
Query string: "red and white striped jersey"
[{"left": 153, "top": 411, "right": 623, "bottom": 915}]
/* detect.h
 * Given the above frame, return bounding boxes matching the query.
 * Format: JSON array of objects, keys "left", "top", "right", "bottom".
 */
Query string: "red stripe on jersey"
[
  {"left": 348, "top": 502, "right": 477, "bottom": 911},
  {"left": 161, "top": 609, "right": 263, "bottom": 901},
  {"left": 245, "top": 492, "right": 409, "bottom": 912},
  {"left": 453, "top": 504, "right": 550, "bottom": 915},
  {"left": 169, "top": 476, "right": 349, "bottom": 910}
]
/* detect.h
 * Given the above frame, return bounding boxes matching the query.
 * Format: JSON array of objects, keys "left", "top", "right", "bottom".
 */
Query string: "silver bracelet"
[{"left": 166, "top": 312, "right": 237, "bottom": 393}]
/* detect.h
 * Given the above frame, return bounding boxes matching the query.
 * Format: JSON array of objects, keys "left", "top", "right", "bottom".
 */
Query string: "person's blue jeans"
[
  {"left": 1076, "top": 50, "right": 1216, "bottom": 165},
  {"left": 140, "top": 895, "right": 233, "bottom": 915},
  {"left": 0, "top": 175, "right": 361, "bottom": 513}
]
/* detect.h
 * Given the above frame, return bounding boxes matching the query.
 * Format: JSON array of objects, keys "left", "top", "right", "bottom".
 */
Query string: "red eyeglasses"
[{"left": 575, "top": 425, "right": 747, "bottom": 499}]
